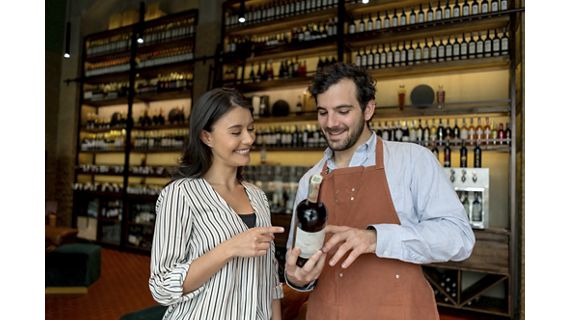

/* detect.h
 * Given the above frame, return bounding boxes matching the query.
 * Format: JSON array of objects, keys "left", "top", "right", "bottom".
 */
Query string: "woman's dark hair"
[
  {"left": 174, "top": 87, "right": 251, "bottom": 180},
  {"left": 309, "top": 62, "right": 376, "bottom": 111}
]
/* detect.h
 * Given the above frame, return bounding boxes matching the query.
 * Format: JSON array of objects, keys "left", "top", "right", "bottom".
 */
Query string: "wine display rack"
[
  {"left": 221, "top": 0, "right": 523, "bottom": 318},
  {"left": 73, "top": 9, "right": 198, "bottom": 253}
]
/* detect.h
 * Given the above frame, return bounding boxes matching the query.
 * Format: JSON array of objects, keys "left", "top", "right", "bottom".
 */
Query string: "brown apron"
[{"left": 305, "top": 138, "right": 439, "bottom": 320}]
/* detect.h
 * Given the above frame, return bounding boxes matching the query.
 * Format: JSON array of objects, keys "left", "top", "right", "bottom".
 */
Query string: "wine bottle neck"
[{"left": 306, "top": 174, "right": 323, "bottom": 203}]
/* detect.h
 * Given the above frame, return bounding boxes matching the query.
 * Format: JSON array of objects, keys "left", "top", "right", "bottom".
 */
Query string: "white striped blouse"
[{"left": 149, "top": 178, "right": 283, "bottom": 320}]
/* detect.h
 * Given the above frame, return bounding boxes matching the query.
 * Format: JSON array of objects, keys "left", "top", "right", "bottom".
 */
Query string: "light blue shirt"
[{"left": 287, "top": 132, "right": 475, "bottom": 265}]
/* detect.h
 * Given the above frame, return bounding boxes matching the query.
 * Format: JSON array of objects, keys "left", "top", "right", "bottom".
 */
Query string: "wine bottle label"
[{"left": 295, "top": 227, "right": 326, "bottom": 259}]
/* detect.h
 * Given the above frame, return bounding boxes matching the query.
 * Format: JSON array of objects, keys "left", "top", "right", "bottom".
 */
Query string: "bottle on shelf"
[
  {"left": 294, "top": 174, "right": 327, "bottom": 268},
  {"left": 418, "top": 4, "right": 425, "bottom": 23},
  {"left": 453, "top": 0, "right": 461, "bottom": 18},
  {"left": 473, "top": 140, "right": 482, "bottom": 168},
  {"left": 410, "top": 7, "right": 417, "bottom": 24},
  {"left": 484, "top": 30, "right": 492, "bottom": 57},
  {"left": 491, "top": 0, "right": 499, "bottom": 12},
  {"left": 443, "top": 141, "right": 452, "bottom": 167},
  {"left": 460, "top": 140, "right": 468, "bottom": 167},
  {"left": 444, "top": 0, "right": 451, "bottom": 19},
  {"left": 472, "top": 0, "right": 480, "bottom": 15},
  {"left": 435, "top": 1, "right": 443, "bottom": 20},
  {"left": 481, "top": 0, "right": 489, "bottom": 14},
  {"left": 392, "top": 9, "right": 399, "bottom": 27},
  {"left": 375, "top": 11, "right": 382, "bottom": 30},
  {"left": 471, "top": 192, "right": 483, "bottom": 222},
  {"left": 462, "top": 0, "right": 470, "bottom": 16},
  {"left": 427, "top": 2, "right": 435, "bottom": 22}
]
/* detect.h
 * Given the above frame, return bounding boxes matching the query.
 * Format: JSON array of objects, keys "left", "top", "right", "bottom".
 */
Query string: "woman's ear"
[{"left": 200, "top": 130, "right": 212, "bottom": 147}]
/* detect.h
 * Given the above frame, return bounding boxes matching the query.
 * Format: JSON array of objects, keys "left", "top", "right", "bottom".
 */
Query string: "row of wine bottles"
[
  {"left": 85, "top": 46, "right": 194, "bottom": 77},
  {"left": 83, "top": 106, "right": 188, "bottom": 130},
  {"left": 225, "top": 0, "right": 510, "bottom": 29},
  {"left": 136, "top": 72, "right": 193, "bottom": 94},
  {"left": 432, "top": 140, "right": 483, "bottom": 168},
  {"left": 131, "top": 129, "right": 188, "bottom": 150},
  {"left": 225, "top": 0, "right": 337, "bottom": 28},
  {"left": 348, "top": 0, "right": 510, "bottom": 34},
  {"left": 138, "top": 18, "right": 196, "bottom": 46},
  {"left": 354, "top": 29, "right": 509, "bottom": 69},
  {"left": 252, "top": 116, "right": 510, "bottom": 149},
  {"left": 458, "top": 190, "right": 484, "bottom": 223},
  {"left": 235, "top": 56, "right": 335, "bottom": 83},
  {"left": 225, "top": 17, "right": 338, "bottom": 54},
  {"left": 86, "top": 17, "right": 196, "bottom": 57},
  {"left": 73, "top": 182, "right": 163, "bottom": 196},
  {"left": 371, "top": 117, "right": 511, "bottom": 146},
  {"left": 80, "top": 129, "right": 188, "bottom": 151},
  {"left": 77, "top": 164, "right": 174, "bottom": 176}
]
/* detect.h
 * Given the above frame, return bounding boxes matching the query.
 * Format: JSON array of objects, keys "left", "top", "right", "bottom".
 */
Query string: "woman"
[{"left": 149, "top": 87, "right": 284, "bottom": 320}]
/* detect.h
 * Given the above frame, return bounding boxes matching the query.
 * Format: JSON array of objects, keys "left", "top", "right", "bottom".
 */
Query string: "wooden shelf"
[
  {"left": 135, "top": 60, "right": 195, "bottom": 78},
  {"left": 427, "top": 228, "right": 510, "bottom": 275},
  {"left": 82, "top": 88, "right": 192, "bottom": 107},
  {"left": 230, "top": 74, "right": 314, "bottom": 92},
  {"left": 136, "top": 88, "right": 192, "bottom": 103}
]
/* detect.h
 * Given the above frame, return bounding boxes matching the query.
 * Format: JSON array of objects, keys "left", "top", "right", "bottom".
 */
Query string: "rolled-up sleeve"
[{"left": 149, "top": 182, "right": 204, "bottom": 305}]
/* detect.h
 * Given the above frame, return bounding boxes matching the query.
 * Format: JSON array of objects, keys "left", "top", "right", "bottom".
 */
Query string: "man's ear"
[
  {"left": 364, "top": 99, "right": 376, "bottom": 121},
  {"left": 200, "top": 130, "right": 212, "bottom": 147}
]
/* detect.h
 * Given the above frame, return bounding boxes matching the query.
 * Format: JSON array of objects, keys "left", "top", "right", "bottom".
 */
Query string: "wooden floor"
[{"left": 45, "top": 248, "right": 483, "bottom": 319}]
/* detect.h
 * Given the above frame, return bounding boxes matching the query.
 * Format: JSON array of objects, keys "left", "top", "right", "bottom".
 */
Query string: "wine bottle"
[
  {"left": 462, "top": 0, "right": 470, "bottom": 16},
  {"left": 349, "top": 16, "right": 356, "bottom": 34},
  {"left": 460, "top": 140, "right": 468, "bottom": 167},
  {"left": 472, "top": 193, "right": 483, "bottom": 221},
  {"left": 443, "top": 142, "right": 452, "bottom": 167},
  {"left": 453, "top": 0, "right": 461, "bottom": 17},
  {"left": 484, "top": 30, "right": 492, "bottom": 57},
  {"left": 418, "top": 4, "right": 425, "bottom": 23},
  {"left": 294, "top": 174, "right": 327, "bottom": 267},
  {"left": 435, "top": 1, "right": 443, "bottom": 20},
  {"left": 491, "top": 0, "right": 499, "bottom": 12},
  {"left": 410, "top": 7, "right": 417, "bottom": 24},
  {"left": 375, "top": 11, "right": 382, "bottom": 30},
  {"left": 400, "top": 8, "right": 407, "bottom": 26},
  {"left": 481, "top": 0, "right": 489, "bottom": 14},
  {"left": 472, "top": 0, "right": 480, "bottom": 15},
  {"left": 444, "top": 0, "right": 451, "bottom": 19},
  {"left": 473, "top": 141, "right": 482, "bottom": 168}
]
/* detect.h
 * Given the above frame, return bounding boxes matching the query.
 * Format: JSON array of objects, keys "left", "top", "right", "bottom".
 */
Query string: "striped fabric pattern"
[{"left": 149, "top": 178, "right": 283, "bottom": 320}]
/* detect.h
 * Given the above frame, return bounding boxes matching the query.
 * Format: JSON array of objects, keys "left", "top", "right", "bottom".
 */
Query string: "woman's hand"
[{"left": 223, "top": 226, "right": 284, "bottom": 258}]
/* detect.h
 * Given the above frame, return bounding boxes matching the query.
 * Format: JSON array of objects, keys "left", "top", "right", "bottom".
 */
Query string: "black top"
[{"left": 238, "top": 213, "right": 256, "bottom": 228}]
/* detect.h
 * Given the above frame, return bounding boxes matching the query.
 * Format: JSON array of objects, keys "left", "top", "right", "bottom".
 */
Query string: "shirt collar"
[{"left": 324, "top": 130, "right": 377, "bottom": 170}]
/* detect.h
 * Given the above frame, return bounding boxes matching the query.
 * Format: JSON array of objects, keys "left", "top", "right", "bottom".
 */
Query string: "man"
[{"left": 285, "top": 63, "right": 475, "bottom": 319}]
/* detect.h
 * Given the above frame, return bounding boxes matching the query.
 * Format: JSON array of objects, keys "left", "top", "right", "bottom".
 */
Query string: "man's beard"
[{"left": 324, "top": 119, "right": 365, "bottom": 152}]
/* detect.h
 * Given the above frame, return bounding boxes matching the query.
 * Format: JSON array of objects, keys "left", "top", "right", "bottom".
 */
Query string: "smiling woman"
[{"left": 149, "top": 87, "right": 284, "bottom": 320}]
